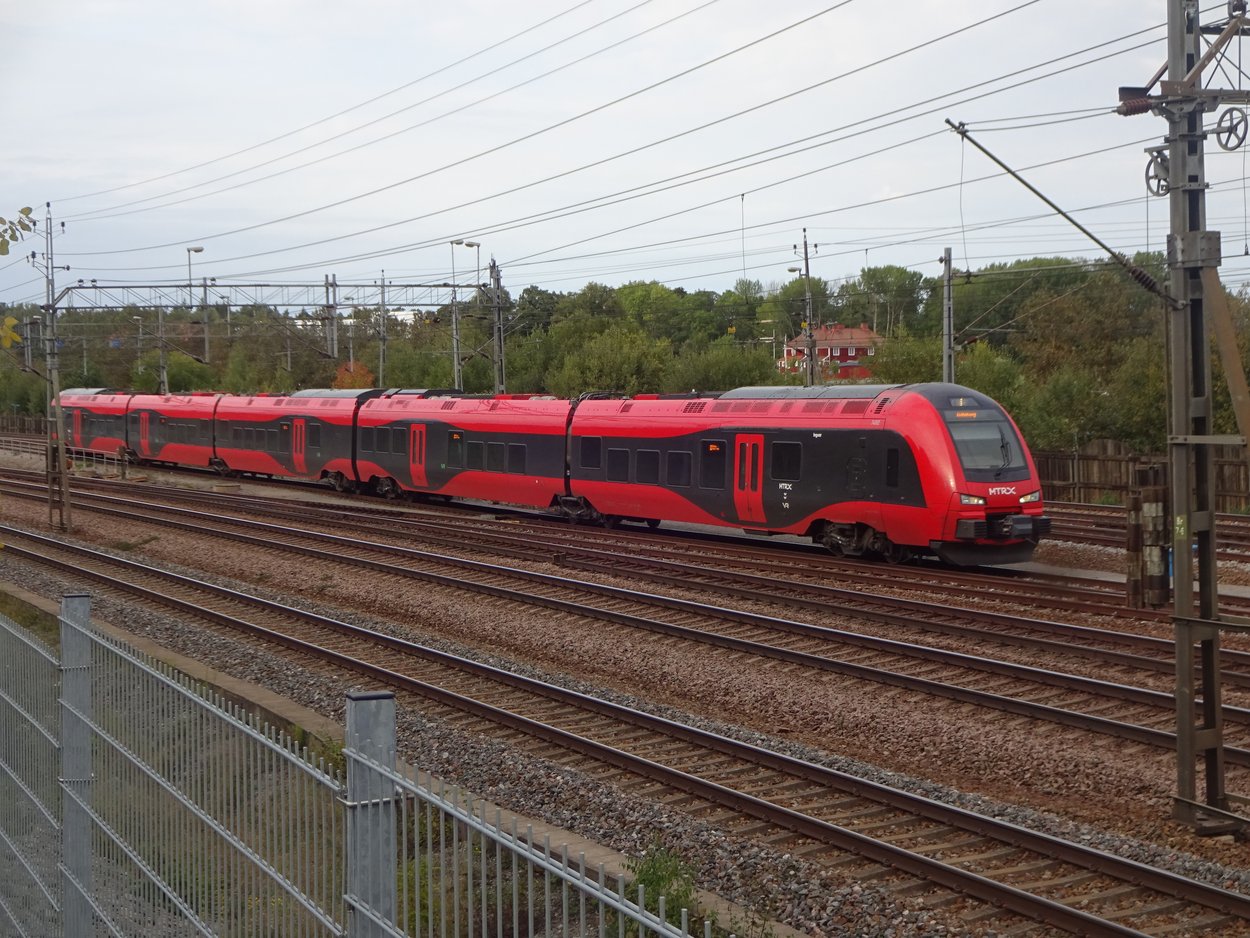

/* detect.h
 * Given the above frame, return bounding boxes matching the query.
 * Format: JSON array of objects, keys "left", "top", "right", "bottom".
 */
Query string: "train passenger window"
[
  {"left": 308, "top": 424, "right": 321, "bottom": 449},
  {"left": 392, "top": 428, "right": 406, "bottom": 455},
  {"left": 771, "top": 441, "right": 802, "bottom": 481},
  {"left": 700, "top": 440, "right": 726, "bottom": 489},
  {"left": 268, "top": 429, "right": 279, "bottom": 451},
  {"left": 360, "top": 427, "right": 375, "bottom": 453},
  {"left": 508, "top": 443, "right": 526, "bottom": 473},
  {"left": 636, "top": 449, "right": 660, "bottom": 485},
  {"left": 447, "top": 431, "right": 463, "bottom": 467},
  {"left": 606, "top": 448, "right": 630, "bottom": 482},
  {"left": 467, "top": 441, "right": 485, "bottom": 470},
  {"left": 580, "top": 437, "right": 602, "bottom": 469},
  {"left": 487, "top": 442, "right": 506, "bottom": 472},
  {"left": 886, "top": 448, "right": 900, "bottom": 487},
  {"left": 666, "top": 451, "right": 692, "bottom": 486},
  {"left": 279, "top": 425, "right": 290, "bottom": 455}
]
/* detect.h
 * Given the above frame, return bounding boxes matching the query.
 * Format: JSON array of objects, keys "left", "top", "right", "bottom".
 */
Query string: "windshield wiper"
[{"left": 996, "top": 426, "right": 1011, "bottom": 478}]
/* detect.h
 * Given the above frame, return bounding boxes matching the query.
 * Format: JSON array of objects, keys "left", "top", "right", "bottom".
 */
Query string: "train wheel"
[
  {"left": 883, "top": 543, "right": 913, "bottom": 564},
  {"left": 646, "top": 518, "right": 660, "bottom": 529},
  {"left": 603, "top": 515, "right": 620, "bottom": 529}
]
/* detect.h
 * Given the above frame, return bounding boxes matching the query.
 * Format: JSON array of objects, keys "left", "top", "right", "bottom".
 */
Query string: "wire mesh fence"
[{"left": 0, "top": 595, "right": 715, "bottom": 938}]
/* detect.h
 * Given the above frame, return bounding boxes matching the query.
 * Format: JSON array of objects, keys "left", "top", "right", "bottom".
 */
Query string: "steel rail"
[
  {"left": 3, "top": 527, "right": 1246, "bottom": 934},
  {"left": 13, "top": 491, "right": 1250, "bottom": 763}
]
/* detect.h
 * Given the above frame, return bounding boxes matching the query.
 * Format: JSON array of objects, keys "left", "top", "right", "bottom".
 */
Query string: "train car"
[
  {"left": 60, "top": 389, "right": 220, "bottom": 469},
  {"left": 60, "top": 381, "right": 1049, "bottom": 565},
  {"left": 60, "top": 388, "right": 132, "bottom": 456},
  {"left": 353, "top": 390, "right": 570, "bottom": 505},
  {"left": 563, "top": 383, "right": 1049, "bottom": 565},
  {"left": 121, "top": 393, "right": 221, "bottom": 468},
  {"left": 212, "top": 388, "right": 385, "bottom": 485}
]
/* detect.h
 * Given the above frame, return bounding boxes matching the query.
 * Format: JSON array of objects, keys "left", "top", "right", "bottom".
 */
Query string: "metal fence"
[{"left": 0, "top": 595, "right": 711, "bottom": 938}]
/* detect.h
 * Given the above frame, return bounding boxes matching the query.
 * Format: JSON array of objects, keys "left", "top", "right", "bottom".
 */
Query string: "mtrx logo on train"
[{"left": 59, "top": 382, "right": 1051, "bottom": 567}]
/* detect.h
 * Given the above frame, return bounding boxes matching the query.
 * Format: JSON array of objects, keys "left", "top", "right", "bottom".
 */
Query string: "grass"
[{"left": 0, "top": 587, "right": 61, "bottom": 648}]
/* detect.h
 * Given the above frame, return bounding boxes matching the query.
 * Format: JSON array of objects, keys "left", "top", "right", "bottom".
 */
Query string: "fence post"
[
  {"left": 1126, "top": 492, "right": 1143, "bottom": 608},
  {"left": 59, "top": 593, "right": 93, "bottom": 937},
  {"left": 344, "top": 690, "right": 397, "bottom": 936},
  {"left": 1138, "top": 462, "right": 1170, "bottom": 608}
]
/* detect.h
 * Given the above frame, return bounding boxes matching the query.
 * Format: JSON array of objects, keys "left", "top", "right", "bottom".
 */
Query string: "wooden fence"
[{"left": 1035, "top": 441, "right": 1250, "bottom": 512}]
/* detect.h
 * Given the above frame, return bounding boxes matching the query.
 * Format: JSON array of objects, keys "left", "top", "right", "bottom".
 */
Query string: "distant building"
[{"left": 780, "top": 322, "right": 884, "bottom": 381}]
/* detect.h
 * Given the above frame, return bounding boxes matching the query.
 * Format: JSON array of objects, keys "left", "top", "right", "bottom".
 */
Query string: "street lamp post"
[
  {"left": 174, "top": 246, "right": 204, "bottom": 395},
  {"left": 343, "top": 297, "right": 355, "bottom": 372},
  {"left": 450, "top": 240, "right": 474, "bottom": 389}
]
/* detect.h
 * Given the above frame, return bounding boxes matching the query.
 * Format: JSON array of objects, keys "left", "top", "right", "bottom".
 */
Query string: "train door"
[
  {"left": 72, "top": 409, "right": 82, "bottom": 448},
  {"left": 409, "top": 423, "right": 427, "bottom": 487},
  {"left": 732, "top": 433, "right": 765, "bottom": 524},
  {"left": 292, "top": 419, "right": 306, "bottom": 474},
  {"left": 138, "top": 411, "right": 151, "bottom": 458}
]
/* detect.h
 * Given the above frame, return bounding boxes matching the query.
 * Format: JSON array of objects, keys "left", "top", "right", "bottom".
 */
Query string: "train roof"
[
  {"left": 718, "top": 385, "right": 904, "bottom": 400},
  {"left": 287, "top": 388, "right": 387, "bottom": 401}
]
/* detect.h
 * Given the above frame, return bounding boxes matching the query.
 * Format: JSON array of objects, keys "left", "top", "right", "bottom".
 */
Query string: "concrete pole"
[{"left": 942, "top": 247, "right": 955, "bottom": 383}]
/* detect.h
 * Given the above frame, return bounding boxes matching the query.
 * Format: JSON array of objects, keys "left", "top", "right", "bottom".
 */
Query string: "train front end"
[{"left": 923, "top": 387, "right": 1051, "bottom": 566}]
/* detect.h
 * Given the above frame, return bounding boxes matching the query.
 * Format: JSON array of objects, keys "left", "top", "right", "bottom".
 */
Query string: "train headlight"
[
  {"left": 1019, "top": 490, "right": 1041, "bottom": 504},
  {"left": 959, "top": 494, "right": 986, "bottom": 506}
]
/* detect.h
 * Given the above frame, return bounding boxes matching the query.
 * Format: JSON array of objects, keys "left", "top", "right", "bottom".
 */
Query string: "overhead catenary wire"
[
  {"left": 55, "top": 0, "right": 611, "bottom": 204},
  {"left": 61, "top": 0, "right": 722, "bottom": 223},
  {"left": 44, "top": 1, "right": 1165, "bottom": 302},
  {"left": 4, "top": 3, "right": 1215, "bottom": 308}
]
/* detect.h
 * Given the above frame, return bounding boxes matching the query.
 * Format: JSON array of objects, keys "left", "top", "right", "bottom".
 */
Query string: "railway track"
[
  {"left": 9, "top": 467, "right": 1244, "bottom": 619},
  {"left": 9, "top": 479, "right": 1250, "bottom": 764},
  {"left": 3, "top": 523, "right": 1249, "bottom": 936},
  {"left": 1048, "top": 502, "right": 1250, "bottom": 562},
  {"left": 10, "top": 472, "right": 1250, "bottom": 665}
]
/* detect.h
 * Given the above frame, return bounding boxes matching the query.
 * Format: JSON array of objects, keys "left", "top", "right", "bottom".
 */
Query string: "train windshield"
[{"left": 947, "top": 419, "right": 1028, "bottom": 479}]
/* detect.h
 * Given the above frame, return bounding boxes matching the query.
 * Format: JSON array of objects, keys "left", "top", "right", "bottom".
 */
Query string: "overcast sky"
[{"left": 4, "top": 0, "right": 1242, "bottom": 309}]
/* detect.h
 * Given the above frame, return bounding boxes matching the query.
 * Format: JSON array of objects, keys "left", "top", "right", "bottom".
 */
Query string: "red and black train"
[{"left": 59, "top": 383, "right": 1050, "bottom": 565}]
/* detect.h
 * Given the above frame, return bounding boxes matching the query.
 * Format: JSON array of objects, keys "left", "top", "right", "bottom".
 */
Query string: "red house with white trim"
[{"left": 780, "top": 322, "right": 883, "bottom": 381}]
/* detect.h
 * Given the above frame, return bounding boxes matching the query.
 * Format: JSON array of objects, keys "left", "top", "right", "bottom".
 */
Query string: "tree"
[
  {"left": 512, "top": 286, "right": 562, "bottom": 335},
  {"left": 953, "top": 342, "right": 1024, "bottom": 415},
  {"left": 662, "top": 336, "right": 779, "bottom": 393},
  {"left": 834, "top": 265, "right": 930, "bottom": 336},
  {"left": 553, "top": 282, "right": 623, "bottom": 322},
  {"left": 547, "top": 323, "right": 671, "bottom": 397},
  {"left": 915, "top": 256, "right": 1095, "bottom": 342},
  {"left": 0, "top": 207, "right": 33, "bottom": 257},
  {"left": 866, "top": 328, "right": 941, "bottom": 384},
  {"left": 332, "top": 361, "right": 374, "bottom": 389}
]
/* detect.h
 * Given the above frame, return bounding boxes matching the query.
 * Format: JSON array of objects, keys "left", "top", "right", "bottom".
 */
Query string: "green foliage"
[
  {"left": 662, "top": 336, "right": 780, "bottom": 393},
  {"left": 0, "top": 251, "right": 1236, "bottom": 463},
  {"left": 1011, "top": 362, "right": 1116, "bottom": 450},
  {"left": 0, "top": 207, "right": 34, "bottom": 257},
  {"left": 865, "top": 329, "right": 941, "bottom": 384},
  {"left": 954, "top": 342, "right": 1024, "bottom": 414},
  {"left": 835, "top": 264, "right": 930, "bottom": 336},
  {"left": 547, "top": 322, "right": 671, "bottom": 396},
  {"left": 624, "top": 843, "right": 700, "bottom": 934}
]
